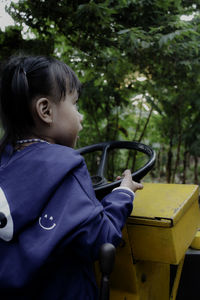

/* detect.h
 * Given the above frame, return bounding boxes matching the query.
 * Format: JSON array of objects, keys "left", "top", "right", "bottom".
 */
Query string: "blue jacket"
[{"left": 0, "top": 142, "right": 134, "bottom": 299}]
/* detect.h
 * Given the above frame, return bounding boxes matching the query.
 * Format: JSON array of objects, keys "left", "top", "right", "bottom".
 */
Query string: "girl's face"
[{"left": 51, "top": 89, "right": 83, "bottom": 148}]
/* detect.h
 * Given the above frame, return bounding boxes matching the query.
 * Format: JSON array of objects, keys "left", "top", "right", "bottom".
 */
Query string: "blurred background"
[{"left": 0, "top": 0, "right": 200, "bottom": 184}]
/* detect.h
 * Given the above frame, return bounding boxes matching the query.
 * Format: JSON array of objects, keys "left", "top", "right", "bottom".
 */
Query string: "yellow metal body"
[
  {"left": 97, "top": 183, "right": 200, "bottom": 300},
  {"left": 128, "top": 183, "right": 200, "bottom": 264},
  {"left": 190, "top": 229, "right": 200, "bottom": 249}
]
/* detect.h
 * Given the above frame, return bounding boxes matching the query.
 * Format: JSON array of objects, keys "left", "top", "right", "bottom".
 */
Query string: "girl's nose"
[{"left": 79, "top": 112, "right": 83, "bottom": 123}]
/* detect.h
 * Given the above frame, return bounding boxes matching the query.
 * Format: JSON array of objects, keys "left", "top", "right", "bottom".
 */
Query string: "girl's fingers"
[
  {"left": 120, "top": 169, "right": 144, "bottom": 192},
  {"left": 135, "top": 182, "right": 143, "bottom": 190}
]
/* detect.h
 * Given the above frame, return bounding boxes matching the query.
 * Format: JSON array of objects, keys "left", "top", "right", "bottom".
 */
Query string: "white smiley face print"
[
  {"left": 39, "top": 214, "right": 56, "bottom": 230},
  {"left": 0, "top": 187, "right": 14, "bottom": 241}
]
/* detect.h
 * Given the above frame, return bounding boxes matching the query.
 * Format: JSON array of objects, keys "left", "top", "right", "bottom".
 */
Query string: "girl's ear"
[{"left": 34, "top": 98, "right": 53, "bottom": 125}]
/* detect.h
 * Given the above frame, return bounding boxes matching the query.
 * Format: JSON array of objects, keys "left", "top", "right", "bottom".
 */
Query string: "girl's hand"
[{"left": 120, "top": 169, "right": 143, "bottom": 192}]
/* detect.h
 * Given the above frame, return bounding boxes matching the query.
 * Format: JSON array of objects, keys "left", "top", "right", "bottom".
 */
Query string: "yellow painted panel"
[
  {"left": 130, "top": 183, "right": 199, "bottom": 226},
  {"left": 190, "top": 229, "right": 200, "bottom": 249},
  {"left": 109, "top": 228, "right": 170, "bottom": 300},
  {"left": 109, "top": 226, "right": 139, "bottom": 299},
  {"left": 128, "top": 216, "right": 171, "bottom": 228},
  {"left": 127, "top": 195, "right": 200, "bottom": 264},
  {"left": 172, "top": 199, "right": 200, "bottom": 262},
  {"left": 110, "top": 290, "right": 139, "bottom": 300},
  {"left": 127, "top": 224, "right": 175, "bottom": 263},
  {"left": 135, "top": 261, "right": 170, "bottom": 300}
]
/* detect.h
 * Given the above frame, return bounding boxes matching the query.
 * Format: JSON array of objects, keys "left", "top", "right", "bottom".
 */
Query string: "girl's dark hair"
[{"left": 0, "top": 55, "right": 81, "bottom": 151}]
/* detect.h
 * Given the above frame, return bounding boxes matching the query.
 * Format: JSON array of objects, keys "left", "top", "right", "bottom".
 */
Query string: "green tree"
[{"left": 1, "top": 0, "right": 200, "bottom": 183}]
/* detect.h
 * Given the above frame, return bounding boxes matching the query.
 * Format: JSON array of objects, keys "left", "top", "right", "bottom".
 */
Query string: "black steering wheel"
[{"left": 78, "top": 141, "right": 156, "bottom": 199}]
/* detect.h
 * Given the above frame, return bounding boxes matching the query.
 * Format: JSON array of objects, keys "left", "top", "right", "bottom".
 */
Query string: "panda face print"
[
  {"left": 0, "top": 187, "right": 14, "bottom": 241},
  {"left": 0, "top": 212, "right": 7, "bottom": 228}
]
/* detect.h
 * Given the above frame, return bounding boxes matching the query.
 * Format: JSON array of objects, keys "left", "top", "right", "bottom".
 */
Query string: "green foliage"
[
  {"left": 1, "top": 0, "right": 200, "bottom": 183},
  {"left": 0, "top": 25, "right": 54, "bottom": 61}
]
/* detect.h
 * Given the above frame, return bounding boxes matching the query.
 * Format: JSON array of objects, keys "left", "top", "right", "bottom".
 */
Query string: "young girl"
[{"left": 0, "top": 55, "right": 143, "bottom": 299}]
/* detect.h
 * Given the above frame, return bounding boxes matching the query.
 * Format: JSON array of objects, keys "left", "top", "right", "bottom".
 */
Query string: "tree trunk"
[
  {"left": 166, "top": 132, "right": 173, "bottom": 183},
  {"left": 131, "top": 106, "right": 153, "bottom": 171},
  {"left": 125, "top": 100, "right": 143, "bottom": 169},
  {"left": 182, "top": 149, "right": 188, "bottom": 184},
  {"left": 90, "top": 104, "right": 102, "bottom": 140},
  {"left": 172, "top": 116, "right": 182, "bottom": 183},
  {"left": 194, "top": 155, "right": 198, "bottom": 184},
  {"left": 109, "top": 107, "right": 119, "bottom": 181},
  {"left": 133, "top": 100, "right": 143, "bottom": 141},
  {"left": 156, "top": 148, "right": 161, "bottom": 180},
  {"left": 137, "top": 106, "right": 153, "bottom": 143}
]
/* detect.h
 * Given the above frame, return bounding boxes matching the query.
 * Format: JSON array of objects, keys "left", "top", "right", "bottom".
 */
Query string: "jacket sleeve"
[{"left": 67, "top": 161, "right": 134, "bottom": 261}]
